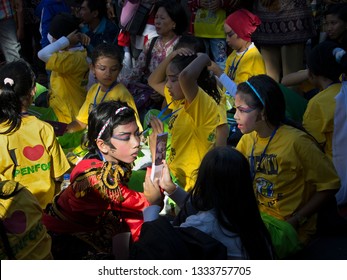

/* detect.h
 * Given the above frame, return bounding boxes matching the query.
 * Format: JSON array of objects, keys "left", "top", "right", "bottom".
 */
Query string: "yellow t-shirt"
[
  {"left": 224, "top": 44, "right": 266, "bottom": 85},
  {"left": 47, "top": 49, "right": 89, "bottom": 123},
  {"left": 0, "top": 116, "right": 70, "bottom": 208},
  {"left": 76, "top": 83, "right": 143, "bottom": 131},
  {"left": 165, "top": 87, "right": 221, "bottom": 191},
  {"left": 236, "top": 125, "right": 340, "bottom": 243},
  {"left": 0, "top": 181, "right": 52, "bottom": 259},
  {"left": 303, "top": 83, "right": 342, "bottom": 159}
]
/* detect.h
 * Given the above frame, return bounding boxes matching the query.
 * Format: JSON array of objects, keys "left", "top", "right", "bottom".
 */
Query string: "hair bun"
[{"left": 4, "top": 78, "right": 14, "bottom": 86}]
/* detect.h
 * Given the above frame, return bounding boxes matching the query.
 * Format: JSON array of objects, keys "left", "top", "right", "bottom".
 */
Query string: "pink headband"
[{"left": 97, "top": 107, "right": 128, "bottom": 140}]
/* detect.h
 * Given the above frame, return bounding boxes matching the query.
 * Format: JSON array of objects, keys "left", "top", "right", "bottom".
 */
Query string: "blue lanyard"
[
  {"left": 93, "top": 81, "right": 118, "bottom": 108},
  {"left": 228, "top": 47, "right": 249, "bottom": 80},
  {"left": 250, "top": 126, "right": 279, "bottom": 180},
  {"left": 141, "top": 102, "right": 182, "bottom": 135}
]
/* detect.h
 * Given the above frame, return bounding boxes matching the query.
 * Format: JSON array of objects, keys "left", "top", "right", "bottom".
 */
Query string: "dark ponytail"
[{"left": 0, "top": 60, "right": 36, "bottom": 134}]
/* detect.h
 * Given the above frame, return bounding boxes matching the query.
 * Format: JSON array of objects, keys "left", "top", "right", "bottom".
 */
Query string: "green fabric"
[
  {"left": 57, "top": 130, "right": 86, "bottom": 154},
  {"left": 261, "top": 212, "right": 302, "bottom": 259},
  {"left": 279, "top": 84, "right": 308, "bottom": 123},
  {"left": 28, "top": 105, "right": 58, "bottom": 122},
  {"left": 34, "top": 82, "right": 48, "bottom": 100},
  {"left": 128, "top": 169, "right": 146, "bottom": 192}
]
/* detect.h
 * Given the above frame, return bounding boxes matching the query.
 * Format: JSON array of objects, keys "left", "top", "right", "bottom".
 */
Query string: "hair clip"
[
  {"left": 115, "top": 107, "right": 127, "bottom": 115},
  {"left": 4, "top": 78, "right": 14, "bottom": 86},
  {"left": 97, "top": 107, "right": 129, "bottom": 140}
]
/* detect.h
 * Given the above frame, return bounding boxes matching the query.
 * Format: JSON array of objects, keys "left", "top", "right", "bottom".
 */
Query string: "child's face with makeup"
[
  {"left": 224, "top": 23, "right": 244, "bottom": 51},
  {"left": 101, "top": 121, "right": 141, "bottom": 164},
  {"left": 92, "top": 56, "right": 122, "bottom": 91},
  {"left": 234, "top": 92, "right": 262, "bottom": 134}
]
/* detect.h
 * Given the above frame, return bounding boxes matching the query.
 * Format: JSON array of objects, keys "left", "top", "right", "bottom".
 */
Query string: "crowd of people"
[{"left": 1, "top": 0, "right": 347, "bottom": 260}]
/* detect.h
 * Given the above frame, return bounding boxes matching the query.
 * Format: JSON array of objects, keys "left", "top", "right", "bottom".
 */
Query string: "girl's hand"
[
  {"left": 159, "top": 161, "right": 177, "bottom": 195},
  {"left": 67, "top": 30, "right": 90, "bottom": 46},
  {"left": 172, "top": 47, "right": 195, "bottom": 58},
  {"left": 208, "top": 60, "right": 223, "bottom": 77},
  {"left": 143, "top": 175, "right": 163, "bottom": 206}
]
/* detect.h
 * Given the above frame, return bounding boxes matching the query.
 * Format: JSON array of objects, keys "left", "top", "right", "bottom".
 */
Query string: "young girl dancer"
[{"left": 43, "top": 101, "right": 149, "bottom": 259}]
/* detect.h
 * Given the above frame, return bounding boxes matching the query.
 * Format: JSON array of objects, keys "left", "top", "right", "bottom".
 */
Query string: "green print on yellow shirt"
[
  {"left": 14, "top": 162, "right": 51, "bottom": 177},
  {"left": 0, "top": 218, "right": 45, "bottom": 259}
]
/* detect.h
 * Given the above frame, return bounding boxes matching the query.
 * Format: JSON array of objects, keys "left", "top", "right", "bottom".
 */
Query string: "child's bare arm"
[
  {"left": 281, "top": 69, "right": 309, "bottom": 87},
  {"left": 180, "top": 52, "right": 211, "bottom": 103}
]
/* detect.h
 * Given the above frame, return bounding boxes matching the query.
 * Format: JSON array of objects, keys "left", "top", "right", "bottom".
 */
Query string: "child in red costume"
[{"left": 43, "top": 101, "right": 149, "bottom": 259}]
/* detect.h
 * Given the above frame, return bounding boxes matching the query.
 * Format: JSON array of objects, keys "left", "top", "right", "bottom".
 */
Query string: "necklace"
[{"left": 250, "top": 126, "right": 279, "bottom": 180}]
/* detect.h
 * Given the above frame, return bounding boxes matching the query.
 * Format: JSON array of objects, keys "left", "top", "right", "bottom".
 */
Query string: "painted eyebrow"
[{"left": 114, "top": 127, "right": 140, "bottom": 136}]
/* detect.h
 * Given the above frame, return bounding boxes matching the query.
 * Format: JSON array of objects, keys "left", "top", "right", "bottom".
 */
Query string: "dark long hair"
[
  {"left": 170, "top": 54, "right": 221, "bottom": 104},
  {"left": 237, "top": 74, "right": 322, "bottom": 148},
  {"left": 0, "top": 60, "right": 36, "bottom": 134},
  {"left": 237, "top": 74, "right": 285, "bottom": 128},
  {"left": 190, "top": 146, "right": 274, "bottom": 259}
]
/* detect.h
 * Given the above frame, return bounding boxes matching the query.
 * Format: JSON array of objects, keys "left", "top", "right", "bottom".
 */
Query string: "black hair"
[
  {"left": 91, "top": 42, "right": 124, "bottom": 66},
  {"left": 237, "top": 75, "right": 285, "bottom": 127},
  {"left": 237, "top": 75, "right": 322, "bottom": 147},
  {"left": 83, "top": 0, "right": 107, "bottom": 20},
  {"left": 170, "top": 54, "right": 221, "bottom": 104},
  {"left": 84, "top": 100, "right": 136, "bottom": 159},
  {"left": 307, "top": 40, "right": 343, "bottom": 82},
  {"left": 324, "top": 3, "right": 347, "bottom": 21},
  {"left": 324, "top": 3, "right": 347, "bottom": 48},
  {"left": 0, "top": 60, "right": 36, "bottom": 134},
  {"left": 49, "top": 12, "right": 80, "bottom": 40},
  {"left": 174, "top": 35, "right": 206, "bottom": 53},
  {"left": 190, "top": 146, "right": 274, "bottom": 259},
  {"left": 153, "top": 0, "right": 189, "bottom": 35}
]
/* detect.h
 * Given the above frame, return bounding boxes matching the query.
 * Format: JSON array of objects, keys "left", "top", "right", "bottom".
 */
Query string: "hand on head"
[
  {"left": 173, "top": 47, "right": 195, "bottom": 58},
  {"left": 67, "top": 30, "right": 90, "bottom": 46}
]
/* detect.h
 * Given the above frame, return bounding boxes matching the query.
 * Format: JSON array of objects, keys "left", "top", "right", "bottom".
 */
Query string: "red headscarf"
[{"left": 225, "top": 9, "right": 261, "bottom": 42}]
